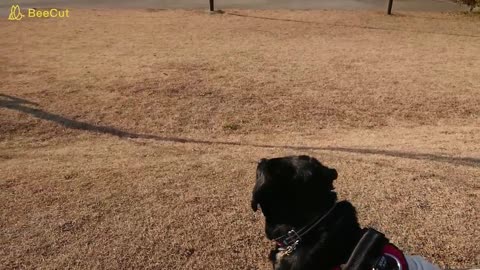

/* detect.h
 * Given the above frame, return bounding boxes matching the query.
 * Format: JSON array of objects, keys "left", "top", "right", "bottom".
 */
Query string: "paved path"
[{"left": 1, "top": 0, "right": 464, "bottom": 12}]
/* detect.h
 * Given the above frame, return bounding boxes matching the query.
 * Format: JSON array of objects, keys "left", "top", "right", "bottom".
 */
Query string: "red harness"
[
  {"left": 381, "top": 243, "right": 409, "bottom": 270},
  {"left": 332, "top": 243, "right": 409, "bottom": 270},
  {"left": 274, "top": 227, "right": 409, "bottom": 270}
]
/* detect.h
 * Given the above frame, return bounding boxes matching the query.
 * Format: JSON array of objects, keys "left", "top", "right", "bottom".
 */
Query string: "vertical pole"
[
  {"left": 210, "top": 0, "right": 214, "bottom": 12},
  {"left": 387, "top": 0, "right": 393, "bottom": 15}
]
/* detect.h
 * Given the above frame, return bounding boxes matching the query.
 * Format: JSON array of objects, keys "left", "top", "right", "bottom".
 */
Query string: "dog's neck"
[{"left": 272, "top": 201, "right": 363, "bottom": 270}]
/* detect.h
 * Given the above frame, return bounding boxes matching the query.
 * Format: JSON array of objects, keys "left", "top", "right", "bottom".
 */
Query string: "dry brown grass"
[{"left": 0, "top": 9, "right": 479, "bottom": 270}]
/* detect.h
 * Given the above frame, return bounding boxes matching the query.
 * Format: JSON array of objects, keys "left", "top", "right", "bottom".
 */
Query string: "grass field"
[{"left": 1, "top": 9, "right": 479, "bottom": 269}]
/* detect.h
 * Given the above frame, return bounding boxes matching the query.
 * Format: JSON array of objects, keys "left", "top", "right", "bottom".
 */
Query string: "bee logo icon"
[{"left": 8, "top": 5, "right": 25, "bottom": 21}]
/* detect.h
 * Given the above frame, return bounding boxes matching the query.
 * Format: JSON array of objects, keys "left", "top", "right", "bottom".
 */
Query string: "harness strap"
[
  {"left": 341, "top": 228, "right": 409, "bottom": 270},
  {"left": 343, "top": 228, "right": 389, "bottom": 270},
  {"left": 274, "top": 202, "right": 338, "bottom": 248}
]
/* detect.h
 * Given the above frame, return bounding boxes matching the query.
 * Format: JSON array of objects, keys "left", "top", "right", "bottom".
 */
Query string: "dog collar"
[{"left": 273, "top": 202, "right": 338, "bottom": 255}]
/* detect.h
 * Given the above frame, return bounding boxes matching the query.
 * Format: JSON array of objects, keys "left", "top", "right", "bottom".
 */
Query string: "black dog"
[{"left": 251, "top": 155, "right": 439, "bottom": 270}]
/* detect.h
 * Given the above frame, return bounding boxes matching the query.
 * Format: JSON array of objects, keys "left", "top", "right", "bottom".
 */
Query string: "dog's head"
[{"left": 251, "top": 155, "right": 338, "bottom": 240}]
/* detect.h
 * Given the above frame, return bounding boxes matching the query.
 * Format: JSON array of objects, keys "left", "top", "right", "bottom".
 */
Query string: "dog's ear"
[
  {"left": 251, "top": 158, "right": 268, "bottom": 212},
  {"left": 303, "top": 156, "right": 337, "bottom": 191},
  {"left": 251, "top": 199, "right": 259, "bottom": 212},
  {"left": 324, "top": 168, "right": 337, "bottom": 190},
  {"left": 251, "top": 181, "right": 262, "bottom": 212}
]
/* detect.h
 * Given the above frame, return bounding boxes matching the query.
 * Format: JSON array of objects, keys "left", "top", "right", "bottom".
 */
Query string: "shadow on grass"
[
  {"left": 226, "top": 12, "right": 480, "bottom": 38},
  {"left": 1, "top": 93, "right": 479, "bottom": 168}
]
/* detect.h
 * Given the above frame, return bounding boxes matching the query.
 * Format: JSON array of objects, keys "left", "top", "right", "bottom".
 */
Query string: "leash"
[{"left": 273, "top": 201, "right": 338, "bottom": 255}]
